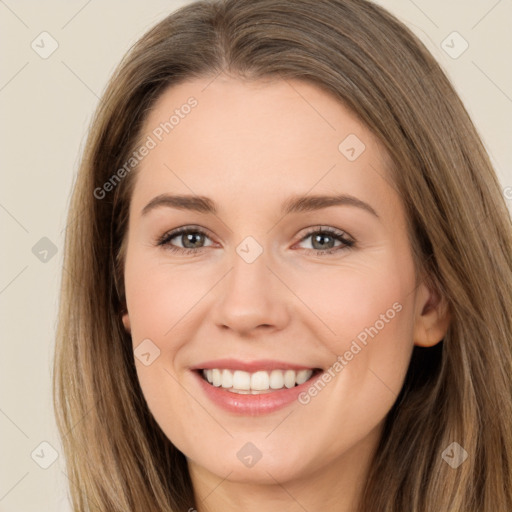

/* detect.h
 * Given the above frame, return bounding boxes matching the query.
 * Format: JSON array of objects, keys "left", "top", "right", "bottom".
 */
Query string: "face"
[{"left": 121, "top": 76, "right": 448, "bottom": 491}]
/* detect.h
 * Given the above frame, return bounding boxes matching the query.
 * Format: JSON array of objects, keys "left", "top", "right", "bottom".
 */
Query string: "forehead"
[{"left": 131, "top": 76, "right": 398, "bottom": 218}]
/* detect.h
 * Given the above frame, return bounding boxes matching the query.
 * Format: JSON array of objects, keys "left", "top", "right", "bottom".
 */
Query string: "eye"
[
  {"left": 295, "top": 226, "right": 355, "bottom": 255},
  {"left": 156, "top": 226, "right": 214, "bottom": 255},
  {"left": 156, "top": 225, "right": 355, "bottom": 256}
]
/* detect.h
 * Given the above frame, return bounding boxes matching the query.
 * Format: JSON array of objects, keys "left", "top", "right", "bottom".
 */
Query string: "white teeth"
[
  {"left": 284, "top": 369, "right": 296, "bottom": 388},
  {"left": 296, "top": 369, "right": 311, "bottom": 385},
  {"left": 221, "top": 369, "right": 233, "bottom": 388},
  {"left": 269, "top": 369, "right": 284, "bottom": 389},
  {"left": 232, "top": 370, "right": 251, "bottom": 390},
  {"left": 212, "top": 369, "right": 222, "bottom": 387},
  {"left": 202, "top": 368, "right": 314, "bottom": 393},
  {"left": 251, "top": 371, "right": 269, "bottom": 390}
]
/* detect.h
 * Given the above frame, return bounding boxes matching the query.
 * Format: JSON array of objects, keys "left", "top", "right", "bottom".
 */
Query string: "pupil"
[
  {"left": 313, "top": 233, "right": 333, "bottom": 250},
  {"left": 184, "top": 233, "right": 203, "bottom": 248}
]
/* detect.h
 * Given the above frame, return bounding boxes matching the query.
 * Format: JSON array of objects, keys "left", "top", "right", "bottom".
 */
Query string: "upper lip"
[{"left": 190, "top": 358, "right": 320, "bottom": 373}]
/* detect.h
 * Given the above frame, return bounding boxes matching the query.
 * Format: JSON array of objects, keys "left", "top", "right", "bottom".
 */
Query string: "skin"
[{"left": 121, "top": 75, "right": 450, "bottom": 512}]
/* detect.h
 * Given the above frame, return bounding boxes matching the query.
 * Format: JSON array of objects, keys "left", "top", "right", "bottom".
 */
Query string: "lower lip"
[{"left": 192, "top": 370, "right": 322, "bottom": 416}]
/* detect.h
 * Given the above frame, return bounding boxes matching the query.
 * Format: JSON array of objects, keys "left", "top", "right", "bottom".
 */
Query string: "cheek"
[
  {"left": 122, "top": 250, "right": 223, "bottom": 396},
  {"left": 295, "top": 250, "right": 416, "bottom": 419},
  {"left": 124, "top": 255, "right": 206, "bottom": 342},
  {"left": 287, "top": 282, "right": 414, "bottom": 470},
  {"left": 295, "top": 251, "right": 414, "bottom": 358},
  {"left": 123, "top": 256, "right": 203, "bottom": 442}
]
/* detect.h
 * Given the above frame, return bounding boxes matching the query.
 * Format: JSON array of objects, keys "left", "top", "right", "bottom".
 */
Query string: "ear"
[
  {"left": 122, "top": 311, "right": 131, "bottom": 333},
  {"left": 413, "top": 281, "right": 451, "bottom": 347}
]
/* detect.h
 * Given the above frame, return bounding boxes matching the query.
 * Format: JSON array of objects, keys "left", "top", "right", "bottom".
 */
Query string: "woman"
[{"left": 53, "top": 0, "right": 512, "bottom": 510}]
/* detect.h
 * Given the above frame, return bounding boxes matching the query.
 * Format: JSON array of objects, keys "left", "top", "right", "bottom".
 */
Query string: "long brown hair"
[{"left": 53, "top": 0, "right": 512, "bottom": 510}]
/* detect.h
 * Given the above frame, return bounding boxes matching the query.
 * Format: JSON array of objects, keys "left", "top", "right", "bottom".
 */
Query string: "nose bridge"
[
  {"left": 212, "top": 236, "right": 289, "bottom": 333},
  {"left": 231, "top": 238, "right": 269, "bottom": 293}
]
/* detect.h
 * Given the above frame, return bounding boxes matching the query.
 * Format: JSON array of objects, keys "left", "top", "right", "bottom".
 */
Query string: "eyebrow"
[{"left": 141, "top": 193, "right": 379, "bottom": 218}]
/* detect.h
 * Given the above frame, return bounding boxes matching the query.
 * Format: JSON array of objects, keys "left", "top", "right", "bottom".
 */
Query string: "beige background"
[{"left": 1, "top": 1, "right": 511, "bottom": 510}]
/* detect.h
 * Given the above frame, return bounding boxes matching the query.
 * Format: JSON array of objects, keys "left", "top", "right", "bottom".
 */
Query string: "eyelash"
[{"left": 156, "top": 225, "right": 355, "bottom": 256}]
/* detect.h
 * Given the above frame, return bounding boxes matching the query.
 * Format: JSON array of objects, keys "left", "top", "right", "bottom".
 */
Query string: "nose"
[{"left": 211, "top": 247, "right": 291, "bottom": 336}]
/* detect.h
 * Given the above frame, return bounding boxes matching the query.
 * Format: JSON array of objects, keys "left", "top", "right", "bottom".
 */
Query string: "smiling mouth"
[{"left": 197, "top": 368, "right": 323, "bottom": 394}]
